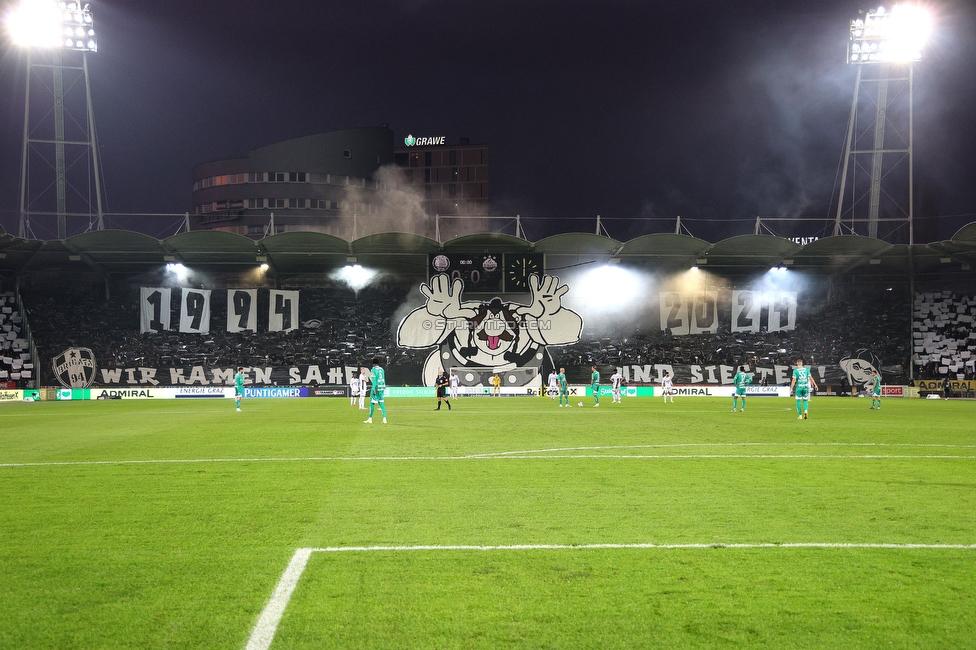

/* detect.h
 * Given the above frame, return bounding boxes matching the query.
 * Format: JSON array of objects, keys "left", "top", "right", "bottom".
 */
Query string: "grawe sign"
[{"left": 403, "top": 135, "right": 446, "bottom": 146}]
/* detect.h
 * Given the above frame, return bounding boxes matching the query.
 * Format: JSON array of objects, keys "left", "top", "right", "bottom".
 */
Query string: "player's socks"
[
  {"left": 447, "top": 401, "right": 451, "bottom": 410},
  {"left": 796, "top": 400, "right": 803, "bottom": 416},
  {"left": 379, "top": 403, "right": 387, "bottom": 419}
]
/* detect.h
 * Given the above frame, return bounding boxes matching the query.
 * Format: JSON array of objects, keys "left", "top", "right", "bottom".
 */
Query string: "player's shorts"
[
  {"left": 235, "top": 388, "right": 243, "bottom": 398},
  {"left": 873, "top": 389, "right": 882, "bottom": 397},
  {"left": 795, "top": 386, "right": 810, "bottom": 400},
  {"left": 371, "top": 389, "right": 385, "bottom": 403},
  {"left": 735, "top": 387, "right": 747, "bottom": 397},
  {"left": 559, "top": 386, "right": 568, "bottom": 395}
]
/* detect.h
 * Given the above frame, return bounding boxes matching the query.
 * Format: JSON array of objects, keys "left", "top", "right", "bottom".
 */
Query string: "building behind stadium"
[{"left": 191, "top": 126, "right": 489, "bottom": 240}]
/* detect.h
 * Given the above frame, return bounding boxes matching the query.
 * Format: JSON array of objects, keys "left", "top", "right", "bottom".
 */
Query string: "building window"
[
  {"left": 248, "top": 199, "right": 263, "bottom": 208},
  {"left": 452, "top": 167, "right": 459, "bottom": 181},
  {"left": 395, "top": 153, "right": 408, "bottom": 167},
  {"left": 424, "top": 185, "right": 432, "bottom": 200},
  {"left": 343, "top": 149, "right": 351, "bottom": 159},
  {"left": 247, "top": 225, "right": 265, "bottom": 235},
  {"left": 449, "top": 184, "right": 457, "bottom": 197},
  {"left": 403, "top": 169, "right": 414, "bottom": 183},
  {"left": 288, "top": 198, "right": 305, "bottom": 208},
  {"left": 268, "top": 172, "right": 285, "bottom": 182},
  {"left": 424, "top": 169, "right": 431, "bottom": 183},
  {"left": 288, "top": 172, "right": 307, "bottom": 182},
  {"left": 249, "top": 172, "right": 264, "bottom": 183},
  {"left": 449, "top": 150, "right": 457, "bottom": 166},
  {"left": 424, "top": 152, "right": 432, "bottom": 167},
  {"left": 268, "top": 198, "right": 286, "bottom": 209}
]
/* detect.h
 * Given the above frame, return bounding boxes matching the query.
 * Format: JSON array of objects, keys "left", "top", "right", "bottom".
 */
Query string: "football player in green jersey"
[
  {"left": 364, "top": 358, "right": 388, "bottom": 424},
  {"left": 868, "top": 369, "right": 882, "bottom": 410},
  {"left": 557, "top": 367, "right": 569, "bottom": 407},
  {"left": 234, "top": 367, "right": 244, "bottom": 412},
  {"left": 790, "top": 358, "right": 818, "bottom": 419},
  {"left": 590, "top": 366, "right": 600, "bottom": 407},
  {"left": 731, "top": 366, "right": 752, "bottom": 412}
]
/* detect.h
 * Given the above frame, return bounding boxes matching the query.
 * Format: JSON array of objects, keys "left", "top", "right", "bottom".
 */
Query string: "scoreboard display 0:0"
[{"left": 428, "top": 253, "right": 503, "bottom": 292}]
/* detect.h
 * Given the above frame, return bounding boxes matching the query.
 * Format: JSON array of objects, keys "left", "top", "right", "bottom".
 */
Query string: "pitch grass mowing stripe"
[{"left": 247, "top": 543, "right": 976, "bottom": 650}]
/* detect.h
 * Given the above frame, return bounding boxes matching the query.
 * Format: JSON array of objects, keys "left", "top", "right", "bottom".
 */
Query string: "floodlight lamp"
[
  {"left": 848, "top": 4, "right": 931, "bottom": 65},
  {"left": 5, "top": 0, "right": 64, "bottom": 48},
  {"left": 5, "top": 0, "right": 97, "bottom": 51}
]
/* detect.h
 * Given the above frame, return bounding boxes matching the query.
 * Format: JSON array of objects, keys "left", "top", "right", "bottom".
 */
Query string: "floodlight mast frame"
[
  {"left": 833, "top": 5, "right": 925, "bottom": 245},
  {"left": 15, "top": 1, "right": 104, "bottom": 240}
]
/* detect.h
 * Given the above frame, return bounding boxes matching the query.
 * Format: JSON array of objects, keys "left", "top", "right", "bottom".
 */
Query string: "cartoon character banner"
[{"left": 397, "top": 273, "right": 583, "bottom": 387}]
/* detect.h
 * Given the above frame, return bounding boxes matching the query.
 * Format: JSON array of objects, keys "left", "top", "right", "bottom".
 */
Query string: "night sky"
[{"left": 1, "top": 0, "right": 974, "bottom": 242}]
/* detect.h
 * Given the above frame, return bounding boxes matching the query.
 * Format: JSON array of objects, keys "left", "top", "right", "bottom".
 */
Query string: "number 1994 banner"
[{"left": 140, "top": 287, "right": 299, "bottom": 334}]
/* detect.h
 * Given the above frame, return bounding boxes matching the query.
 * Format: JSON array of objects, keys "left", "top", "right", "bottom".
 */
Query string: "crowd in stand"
[
  {"left": 26, "top": 285, "right": 426, "bottom": 375},
  {"left": 913, "top": 292, "right": 976, "bottom": 380},
  {"left": 0, "top": 292, "right": 35, "bottom": 387},
  {"left": 557, "top": 289, "right": 910, "bottom": 380},
  {"left": 24, "top": 280, "right": 912, "bottom": 385}
]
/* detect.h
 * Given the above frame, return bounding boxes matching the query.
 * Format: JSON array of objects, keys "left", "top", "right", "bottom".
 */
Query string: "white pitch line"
[
  {"left": 466, "top": 442, "right": 976, "bottom": 457},
  {"left": 3, "top": 452, "right": 976, "bottom": 469},
  {"left": 244, "top": 548, "right": 313, "bottom": 650},
  {"left": 245, "top": 542, "right": 976, "bottom": 649},
  {"left": 308, "top": 542, "right": 976, "bottom": 552}
]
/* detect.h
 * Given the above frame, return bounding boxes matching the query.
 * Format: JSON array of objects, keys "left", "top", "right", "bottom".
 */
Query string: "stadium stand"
[
  {"left": 6, "top": 225, "right": 976, "bottom": 387},
  {"left": 22, "top": 278, "right": 912, "bottom": 385}
]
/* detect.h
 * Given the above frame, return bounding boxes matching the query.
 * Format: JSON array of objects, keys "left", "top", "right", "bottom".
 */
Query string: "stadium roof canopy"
[{"left": 1, "top": 223, "right": 974, "bottom": 279}]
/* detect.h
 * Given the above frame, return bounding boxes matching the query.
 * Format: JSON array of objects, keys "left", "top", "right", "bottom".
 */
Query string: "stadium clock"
[
  {"left": 428, "top": 253, "right": 503, "bottom": 292},
  {"left": 504, "top": 253, "right": 545, "bottom": 292}
]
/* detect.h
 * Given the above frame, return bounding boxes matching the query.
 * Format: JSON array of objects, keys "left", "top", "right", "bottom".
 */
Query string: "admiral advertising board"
[{"left": 308, "top": 386, "right": 349, "bottom": 398}]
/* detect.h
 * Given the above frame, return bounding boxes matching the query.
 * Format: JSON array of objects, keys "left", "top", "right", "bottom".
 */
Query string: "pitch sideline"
[{"left": 245, "top": 542, "right": 976, "bottom": 650}]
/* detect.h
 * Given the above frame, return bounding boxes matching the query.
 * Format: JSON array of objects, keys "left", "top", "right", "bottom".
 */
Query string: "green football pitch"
[{"left": 2, "top": 395, "right": 975, "bottom": 648}]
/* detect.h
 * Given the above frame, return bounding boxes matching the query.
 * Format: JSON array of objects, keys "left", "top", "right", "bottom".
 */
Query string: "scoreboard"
[{"left": 428, "top": 253, "right": 545, "bottom": 293}]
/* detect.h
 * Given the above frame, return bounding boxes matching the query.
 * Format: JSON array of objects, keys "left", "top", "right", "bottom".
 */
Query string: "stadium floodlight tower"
[
  {"left": 4, "top": 0, "right": 104, "bottom": 239},
  {"left": 833, "top": 4, "right": 932, "bottom": 244}
]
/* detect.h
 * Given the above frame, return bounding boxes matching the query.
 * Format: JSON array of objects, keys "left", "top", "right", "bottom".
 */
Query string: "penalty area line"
[{"left": 244, "top": 542, "right": 976, "bottom": 650}]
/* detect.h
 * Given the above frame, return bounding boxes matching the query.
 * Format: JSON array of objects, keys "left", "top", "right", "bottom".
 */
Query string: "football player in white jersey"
[
  {"left": 547, "top": 370, "right": 559, "bottom": 400},
  {"left": 610, "top": 370, "right": 623, "bottom": 403},
  {"left": 661, "top": 371, "right": 674, "bottom": 403},
  {"left": 349, "top": 372, "right": 360, "bottom": 407},
  {"left": 358, "top": 366, "right": 371, "bottom": 409},
  {"left": 449, "top": 369, "right": 460, "bottom": 400}
]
